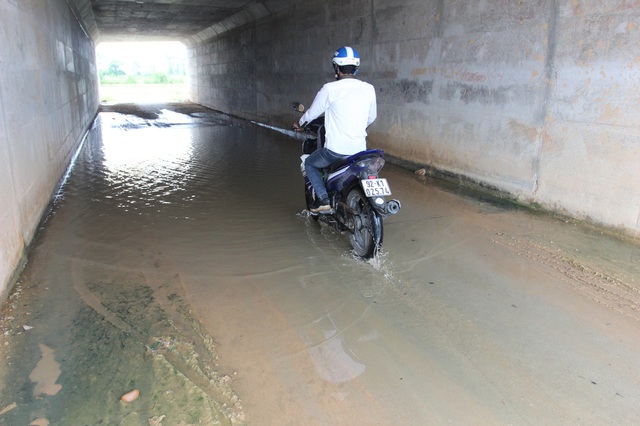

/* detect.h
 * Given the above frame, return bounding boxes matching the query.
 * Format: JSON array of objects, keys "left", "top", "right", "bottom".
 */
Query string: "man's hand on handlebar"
[{"left": 292, "top": 122, "right": 303, "bottom": 132}]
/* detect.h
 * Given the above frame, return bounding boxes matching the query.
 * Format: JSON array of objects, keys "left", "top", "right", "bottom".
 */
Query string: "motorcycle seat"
[{"left": 325, "top": 150, "right": 384, "bottom": 173}]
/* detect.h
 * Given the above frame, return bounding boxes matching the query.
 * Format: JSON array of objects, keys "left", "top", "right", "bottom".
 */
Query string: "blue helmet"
[{"left": 332, "top": 46, "right": 360, "bottom": 67}]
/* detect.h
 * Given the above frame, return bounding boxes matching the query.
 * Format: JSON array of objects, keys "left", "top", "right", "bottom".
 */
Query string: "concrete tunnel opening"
[{"left": 96, "top": 41, "right": 188, "bottom": 103}]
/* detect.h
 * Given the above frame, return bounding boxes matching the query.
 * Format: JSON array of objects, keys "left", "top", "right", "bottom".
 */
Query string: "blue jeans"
[{"left": 304, "top": 148, "right": 348, "bottom": 201}]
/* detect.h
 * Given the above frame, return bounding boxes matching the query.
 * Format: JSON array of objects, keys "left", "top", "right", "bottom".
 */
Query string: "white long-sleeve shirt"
[{"left": 299, "top": 77, "right": 377, "bottom": 156}]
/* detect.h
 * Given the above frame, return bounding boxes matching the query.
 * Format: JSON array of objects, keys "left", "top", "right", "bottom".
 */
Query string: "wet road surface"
[{"left": 1, "top": 103, "right": 640, "bottom": 425}]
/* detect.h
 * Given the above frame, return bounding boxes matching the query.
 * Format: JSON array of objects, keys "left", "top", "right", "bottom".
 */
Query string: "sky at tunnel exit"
[{"left": 96, "top": 41, "right": 186, "bottom": 75}]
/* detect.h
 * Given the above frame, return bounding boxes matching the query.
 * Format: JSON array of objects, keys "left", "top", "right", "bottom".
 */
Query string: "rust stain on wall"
[
  {"left": 509, "top": 119, "right": 539, "bottom": 145},
  {"left": 599, "top": 103, "right": 621, "bottom": 122},
  {"left": 460, "top": 71, "right": 487, "bottom": 83},
  {"left": 571, "top": 0, "right": 640, "bottom": 15}
]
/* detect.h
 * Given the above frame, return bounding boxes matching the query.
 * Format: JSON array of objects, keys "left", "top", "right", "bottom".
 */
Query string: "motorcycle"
[{"left": 292, "top": 102, "right": 401, "bottom": 259}]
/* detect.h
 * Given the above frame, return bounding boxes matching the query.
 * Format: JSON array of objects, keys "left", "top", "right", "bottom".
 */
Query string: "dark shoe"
[{"left": 310, "top": 198, "right": 331, "bottom": 213}]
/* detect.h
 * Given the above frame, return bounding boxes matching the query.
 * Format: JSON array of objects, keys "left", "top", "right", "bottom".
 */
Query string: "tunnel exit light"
[{"left": 96, "top": 41, "right": 187, "bottom": 104}]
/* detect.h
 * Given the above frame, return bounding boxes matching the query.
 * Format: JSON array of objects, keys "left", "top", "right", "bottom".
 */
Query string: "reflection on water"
[
  {"left": 101, "top": 115, "right": 195, "bottom": 212},
  {"left": 302, "top": 318, "right": 366, "bottom": 383},
  {"left": 101, "top": 116, "right": 194, "bottom": 175},
  {"left": 86, "top": 108, "right": 305, "bottom": 225},
  {"left": 28, "top": 344, "right": 62, "bottom": 397}
]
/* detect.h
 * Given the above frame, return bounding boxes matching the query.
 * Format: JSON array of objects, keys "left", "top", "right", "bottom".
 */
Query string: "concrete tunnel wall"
[
  {"left": 187, "top": 0, "right": 640, "bottom": 236},
  {"left": 0, "top": 0, "right": 100, "bottom": 299}
]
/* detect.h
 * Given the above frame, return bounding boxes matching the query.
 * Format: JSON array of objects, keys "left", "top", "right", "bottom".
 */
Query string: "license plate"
[{"left": 361, "top": 178, "right": 392, "bottom": 197}]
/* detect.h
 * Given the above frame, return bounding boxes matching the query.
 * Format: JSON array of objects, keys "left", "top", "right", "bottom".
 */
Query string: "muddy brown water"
[{"left": 1, "top": 103, "right": 640, "bottom": 425}]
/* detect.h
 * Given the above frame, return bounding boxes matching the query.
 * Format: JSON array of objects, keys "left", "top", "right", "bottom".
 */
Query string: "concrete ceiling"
[{"left": 68, "top": 0, "right": 276, "bottom": 45}]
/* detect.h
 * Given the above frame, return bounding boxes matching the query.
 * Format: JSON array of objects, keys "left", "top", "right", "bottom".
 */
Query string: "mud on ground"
[{"left": 0, "top": 262, "right": 244, "bottom": 425}]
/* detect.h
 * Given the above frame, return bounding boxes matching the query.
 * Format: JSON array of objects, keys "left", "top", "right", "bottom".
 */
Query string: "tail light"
[{"left": 355, "top": 156, "right": 385, "bottom": 174}]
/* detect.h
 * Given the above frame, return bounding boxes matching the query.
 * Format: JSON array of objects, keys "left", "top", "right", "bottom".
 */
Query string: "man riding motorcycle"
[{"left": 293, "top": 46, "right": 377, "bottom": 213}]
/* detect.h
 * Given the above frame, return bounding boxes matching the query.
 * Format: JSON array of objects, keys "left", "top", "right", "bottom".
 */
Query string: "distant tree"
[
  {"left": 105, "top": 61, "right": 125, "bottom": 76},
  {"left": 148, "top": 73, "right": 168, "bottom": 84},
  {"left": 167, "top": 54, "right": 185, "bottom": 76},
  {"left": 132, "top": 62, "right": 142, "bottom": 76}
]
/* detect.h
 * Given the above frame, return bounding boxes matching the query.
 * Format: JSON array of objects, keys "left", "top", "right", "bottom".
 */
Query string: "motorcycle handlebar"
[
  {"left": 292, "top": 121, "right": 308, "bottom": 132},
  {"left": 292, "top": 121, "right": 312, "bottom": 132}
]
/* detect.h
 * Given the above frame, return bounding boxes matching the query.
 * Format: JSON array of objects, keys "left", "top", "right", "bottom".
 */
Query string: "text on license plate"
[{"left": 361, "top": 178, "right": 392, "bottom": 197}]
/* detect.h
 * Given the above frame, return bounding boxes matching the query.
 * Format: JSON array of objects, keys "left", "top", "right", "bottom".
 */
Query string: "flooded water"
[{"left": 1, "top": 103, "right": 640, "bottom": 425}]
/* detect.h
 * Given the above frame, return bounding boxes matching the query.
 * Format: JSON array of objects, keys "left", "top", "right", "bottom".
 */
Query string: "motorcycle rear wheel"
[{"left": 346, "top": 188, "right": 383, "bottom": 259}]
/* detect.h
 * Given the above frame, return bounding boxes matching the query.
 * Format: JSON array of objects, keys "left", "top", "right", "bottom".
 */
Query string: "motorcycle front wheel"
[{"left": 346, "top": 188, "right": 383, "bottom": 259}]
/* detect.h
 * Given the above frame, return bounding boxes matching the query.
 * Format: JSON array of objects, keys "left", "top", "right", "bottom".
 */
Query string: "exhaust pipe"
[{"left": 385, "top": 199, "right": 401, "bottom": 215}]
